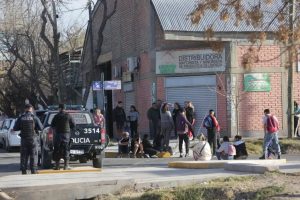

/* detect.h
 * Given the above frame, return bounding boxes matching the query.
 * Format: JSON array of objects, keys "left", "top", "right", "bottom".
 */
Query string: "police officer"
[
  {"left": 51, "top": 104, "right": 75, "bottom": 170},
  {"left": 14, "top": 104, "right": 43, "bottom": 174}
]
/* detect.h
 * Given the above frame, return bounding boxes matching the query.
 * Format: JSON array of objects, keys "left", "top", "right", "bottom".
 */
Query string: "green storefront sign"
[{"left": 244, "top": 73, "right": 271, "bottom": 92}]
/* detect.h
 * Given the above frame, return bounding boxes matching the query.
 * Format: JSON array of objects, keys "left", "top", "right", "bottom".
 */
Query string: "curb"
[
  {"left": 168, "top": 161, "right": 225, "bottom": 169},
  {"left": 168, "top": 159, "right": 287, "bottom": 169},
  {"left": 38, "top": 167, "right": 101, "bottom": 174},
  {"left": 224, "top": 163, "right": 279, "bottom": 174}
]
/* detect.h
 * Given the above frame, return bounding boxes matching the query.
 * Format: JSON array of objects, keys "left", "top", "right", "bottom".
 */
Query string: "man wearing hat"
[
  {"left": 51, "top": 104, "right": 75, "bottom": 170},
  {"left": 14, "top": 104, "right": 43, "bottom": 174}
]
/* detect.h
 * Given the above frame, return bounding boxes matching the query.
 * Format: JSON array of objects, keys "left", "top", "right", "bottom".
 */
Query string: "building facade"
[{"left": 81, "top": 0, "right": 300, "bottom": 138}]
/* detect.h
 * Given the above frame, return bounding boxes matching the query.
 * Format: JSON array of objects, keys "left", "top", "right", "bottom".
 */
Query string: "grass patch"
[
  {"left": 117, "top": 175, "right": 285, "bottom": 200},
  {"left": 245, "top": 138, "right": 300, "bottom": 155}
]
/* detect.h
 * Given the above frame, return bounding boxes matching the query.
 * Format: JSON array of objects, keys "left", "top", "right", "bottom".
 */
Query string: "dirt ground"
[{"left": 98, "top": 172, "right": 300, "bottom": 200}]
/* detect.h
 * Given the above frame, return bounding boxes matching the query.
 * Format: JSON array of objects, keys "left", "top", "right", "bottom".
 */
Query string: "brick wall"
[
  {"left": 216, "top": 74, "right": 228, "bottom": 134},
  {"left": 237, "top": 45, "right": 283, "bottom": 136},
  {"left": 237, "top": 45, "right": 281, "bottom": 68}
]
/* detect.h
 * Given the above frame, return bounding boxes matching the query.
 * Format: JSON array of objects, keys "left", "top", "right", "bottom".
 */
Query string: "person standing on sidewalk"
[
  {"left": 127, "top": 105, "right": 139, "bottom": 138},
  {"left": 203, "top": 109, "right": 220, "bottom": 156},
  {"left": 185, "top": 101, "right": 196, "bottom": 140},
  {"left": 113, "top": 101, "right": 126, "bottom": 139},
  {"left": 51, "top": 104, "right": 76, "bottom": 170},
  {"left": 160, "top": 102, "right": 174, "bottom": 151},
  {"left": 176, "top": 108, "right": 193, "bottom": 157},
  {"left": 93, "top": 108, "right": 105, "bottom": 129},
  {"left": 14, "top": 104, "right": 43, "bottom": 174},
  {"left": 172, "top": 102, "right": 181, "bottom": 139},
  {"left": 294, "top": 101, "right": 300, "bottom": 137},
  {"left": 261, "top": 109, "right": 281, "bottom": 159},
  {"left": 147, "top": 103, "right": 156, "bottom": 139}
]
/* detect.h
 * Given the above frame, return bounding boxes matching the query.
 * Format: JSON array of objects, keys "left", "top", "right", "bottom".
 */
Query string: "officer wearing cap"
[
  {"left": 14, "top": 104, "right": 43, "bottom": 174},
  {"left": 51, "top": 104, "right": 75, "bottom": 170}
]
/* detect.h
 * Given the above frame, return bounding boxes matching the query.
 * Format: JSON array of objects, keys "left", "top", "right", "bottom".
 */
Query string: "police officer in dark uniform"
[
  {"left": 14, "top": 104, "right": 43, "bottom": 175},
  {"left": 51, "top": 104, "right": 75, "bottom": 170}
]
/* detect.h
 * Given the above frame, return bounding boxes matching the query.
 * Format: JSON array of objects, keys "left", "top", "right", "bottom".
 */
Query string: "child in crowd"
[
  {"left": 233, "top": 135, "right": 248, "bottom": 160},
  {"left": 117, "top": 132, "right": 130, "bottom": 157},
  {"left": 216, "top": 136, "right": 236, "bottom": 160}
]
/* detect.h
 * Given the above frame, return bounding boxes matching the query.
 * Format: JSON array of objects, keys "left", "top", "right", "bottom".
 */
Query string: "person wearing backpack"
[
  {"left": 203, "top": 109, "right": 220, "bottom": 156},
  {"left": 216, "top": 136, "right": 236, "bottom": 160},
  {"left": 261, "top": 109, "right": 281, "bottom": 159}
]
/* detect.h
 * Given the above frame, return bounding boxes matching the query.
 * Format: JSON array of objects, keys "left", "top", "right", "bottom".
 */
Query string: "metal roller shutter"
[{"left": 166, "top": 86, "right": 217, "bottom": 136}]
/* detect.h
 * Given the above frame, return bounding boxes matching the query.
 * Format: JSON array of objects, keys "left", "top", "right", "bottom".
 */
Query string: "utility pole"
[
  {"left": 88, "top": 0, "right": 97, "bottom": 109},
  {"left": 288, "top": 0, "right": 295, "bottom": 138},
  {"left": 52, "top": 0, "right": 63, "bottom": 103}
]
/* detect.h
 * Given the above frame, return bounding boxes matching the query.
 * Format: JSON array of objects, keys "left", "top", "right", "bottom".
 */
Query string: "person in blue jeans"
[{"left": 261, "top": 109, "right": 281, "bottom": 159}]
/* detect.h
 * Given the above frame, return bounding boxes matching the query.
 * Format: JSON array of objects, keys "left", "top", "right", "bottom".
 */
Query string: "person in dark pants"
[
  {"left": 176, "top": 108, "right": 193, "bottom": 157},
  {"left": 294, "top": 101, "right": 300, "bottom": 137},
  {"left": 51, "top": 104, "right": 75, "bottom": 170},
  {"left": 142, "top": 134, "right": 159, "bottom": 157},
  {"left": 203, "top": 109, "right": 220, "bottom": 156},
  {"left": 185, "top": 101, "right": 196, "bottom": 139},
  {"left": 127, "top": 105, "right": 139, "bottom": 138},
  {"left": 14, "top": 104, "right": 43, "bottom": 174},
  {"left": 113, "top": 101, "right": 127, "bottom": 139},
  {"left": 147, "top": 103, "right": 157, "bottom": 139},
  {"left": 147, "top": 101, "right": 161, "bottom": 149},
  {"left": 172, "top": 102, "right": 181, "bottom": 139}
]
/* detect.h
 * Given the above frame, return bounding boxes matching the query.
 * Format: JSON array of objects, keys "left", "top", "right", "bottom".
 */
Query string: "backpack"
[
  {"left": 228, "top": 144, "right": 236, "bottom": 156},
  {"left": 266, "top": 115, "right": 278, "bottom": 133},
  {"left": 203, "top": 116, "right": 212, "bottom": 128}
]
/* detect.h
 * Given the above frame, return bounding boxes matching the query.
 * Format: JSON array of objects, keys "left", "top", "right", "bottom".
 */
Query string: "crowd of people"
[
  {"left": 109, "top": 99, "right": 293, "bottom": 160},
  {"left": 9, "top": 99, "right": 299, "bottom": 174}
]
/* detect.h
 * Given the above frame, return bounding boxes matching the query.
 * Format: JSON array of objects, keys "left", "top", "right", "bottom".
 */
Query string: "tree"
[
  {"left": 0, "top": 0, "right": 86, "bottom": 115},
  {"left": 190, "top": 0, "right": 298, "bottom": 138},
  {"left": 82, "top": 0, "right": 117, "bottom": 105}
]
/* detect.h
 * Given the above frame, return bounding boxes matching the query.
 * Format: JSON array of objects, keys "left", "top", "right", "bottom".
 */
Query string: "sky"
[{"left": 57, "top": 0, "right": 90, "bottom": 30}]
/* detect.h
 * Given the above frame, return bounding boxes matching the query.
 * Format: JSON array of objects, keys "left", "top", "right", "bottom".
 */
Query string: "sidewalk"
[{"left": 1, "top": 159, "right": 300, "bottom": 200}]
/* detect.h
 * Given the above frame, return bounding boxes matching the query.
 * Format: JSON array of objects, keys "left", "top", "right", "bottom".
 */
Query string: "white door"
[{"left": 165, "top": 76, "right": 217, "bottom": 136}]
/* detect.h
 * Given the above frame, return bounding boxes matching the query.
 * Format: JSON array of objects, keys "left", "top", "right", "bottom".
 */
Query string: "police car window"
[
  {"left": 4, "top": 120, "right": 10, "bottom": 129},
  {"left": 48, "top": 113, "right": 92, "bottom": 125}
]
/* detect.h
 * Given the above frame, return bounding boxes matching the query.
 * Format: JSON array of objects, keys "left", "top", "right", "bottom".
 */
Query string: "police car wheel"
[
  {"left": 4, "top": 140, "right": 10, "bottom": 152},
  {"left": 41, "top": 147, "right": 52, "bottom": 169},
  {"left": 92, "top": 151, "right": 104, "bottom": 168}
]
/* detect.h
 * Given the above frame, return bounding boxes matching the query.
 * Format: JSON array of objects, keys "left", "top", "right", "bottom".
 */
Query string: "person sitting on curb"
[
  {"left": 192, "top": 134, "right": 212, "bottom": 161},
  {"left": 142, "top": 134, "right": 159, "bottom": 158},
  {"left": 117, "top": 132, "right": 130, "bottom": 158},
  {"left": 216, "top": 136, "right": 236, "bottom": 160},
  {"left": 233, "top": 135, "right": 248, "bottom": 160},
  {"left": 131, "top": 135, "right": 146, "bottom": 158}
]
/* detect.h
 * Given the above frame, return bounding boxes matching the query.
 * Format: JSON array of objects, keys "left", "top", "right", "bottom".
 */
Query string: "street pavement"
[{"left": 0, "top": 146, "right": 300, "bottom": 200}]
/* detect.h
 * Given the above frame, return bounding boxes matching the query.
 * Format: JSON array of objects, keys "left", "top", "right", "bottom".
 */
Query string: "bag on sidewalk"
[{"left": 158, "top": 151, "right": 171, "bottom": 158}]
